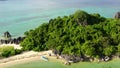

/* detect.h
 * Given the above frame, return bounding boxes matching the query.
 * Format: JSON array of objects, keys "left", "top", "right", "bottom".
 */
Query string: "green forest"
[{"left": 20, "top": 10, "right": 120, "bottom": 61}]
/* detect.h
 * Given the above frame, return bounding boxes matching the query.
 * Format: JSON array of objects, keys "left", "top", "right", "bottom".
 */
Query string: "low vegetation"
[
  {"left": 21, "top": 10, "right": 120, "bottom": 62},
  {"left": 7, "top": 59, "right": 120, "bottom": 68},
  {"left": 0, "top": 46, "right": 22, "bottom": 58}
]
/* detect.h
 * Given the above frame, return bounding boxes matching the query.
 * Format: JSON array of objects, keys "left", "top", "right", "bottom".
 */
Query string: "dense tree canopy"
[{"left": 20, "top": 10, "right": 120, "bottom": 59}]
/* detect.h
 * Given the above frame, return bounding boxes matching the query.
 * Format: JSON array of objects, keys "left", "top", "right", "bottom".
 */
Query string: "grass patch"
[{"left": 7, "top": 58, "right": 120, "bottom": 68}]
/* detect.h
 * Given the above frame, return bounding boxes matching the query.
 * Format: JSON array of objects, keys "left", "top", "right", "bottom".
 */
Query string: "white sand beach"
[
  {"left": 0, "top": 44, "right": 22, "bottom": 49},
  {"left": 0, "top": 50, "right": 53, "bottom": 68},
  {"left": 0, "top": 44, "right": 53, "bottom": 68}
]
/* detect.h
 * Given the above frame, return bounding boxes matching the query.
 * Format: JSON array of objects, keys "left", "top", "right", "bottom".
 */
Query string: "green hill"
[{"left": 20, "top": 10, "right": 120, "bottom": 61}]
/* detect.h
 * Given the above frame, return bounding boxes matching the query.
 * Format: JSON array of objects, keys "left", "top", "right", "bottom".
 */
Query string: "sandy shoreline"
[
  {"left": 0, "top": 44, "right": 56, "bottom": 68},
  {"left": 0, "top": 44, "right": 22, "bottom": 49},
  {"left": 0, "top": 50, "right": 53, "bottom": 68},
  {"left": 0, "top": 56, "right": 40, "bottom": 68}
]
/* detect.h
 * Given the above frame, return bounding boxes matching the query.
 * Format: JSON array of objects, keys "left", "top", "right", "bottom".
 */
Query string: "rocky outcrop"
[
  {"left": 57, "top": 54, "right": 84, "bottom": 63},
  {"left": 77, "top": 18, "right": 88, "bottom": 26},
  {"left": 0, "top": 37, "right": 25, "bottom": 44},
  {"left": 98, "top": 56, "right": 111, "bottom": 62},
  {"left": 52, "top": 49, "right": 112, "bottom": 63},
  {"left": 114, "top": 12, "right": 120, "bottom": 19},
  {"left": 4, "top": 31, "right": 11, "bottom": 39}
]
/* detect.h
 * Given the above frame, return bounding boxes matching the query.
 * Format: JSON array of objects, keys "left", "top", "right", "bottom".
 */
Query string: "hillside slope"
[{"left": 21, "top": 10, "right": 120, "bottom": 61}]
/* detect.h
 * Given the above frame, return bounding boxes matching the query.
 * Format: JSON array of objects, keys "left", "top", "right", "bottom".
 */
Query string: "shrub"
[{"left": 0, "top": 46, "right": 22, "bottom": 57}]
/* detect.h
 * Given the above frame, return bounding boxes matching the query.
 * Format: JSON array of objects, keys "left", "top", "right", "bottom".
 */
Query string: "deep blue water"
[{"left": 0, "top": 0, "right": 120, "bottom": 38}]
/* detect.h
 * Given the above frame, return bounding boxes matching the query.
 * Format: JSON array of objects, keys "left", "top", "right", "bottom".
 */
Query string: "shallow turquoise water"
[{"left": 0, "top": 0, "right": 120, "bottom": 38}]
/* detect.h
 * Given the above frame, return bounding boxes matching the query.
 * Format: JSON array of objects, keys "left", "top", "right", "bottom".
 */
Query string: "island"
[
  {"left": 0, "top": 10, "right": 120, "bottom": 68},
  {"left": 21, "top": 10, "right": 120, "bottom": 63}
]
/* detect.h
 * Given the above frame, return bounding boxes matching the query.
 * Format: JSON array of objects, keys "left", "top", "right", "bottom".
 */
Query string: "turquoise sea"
[{"left": 0, "top": 0, "right": 120, "bottom": 38}]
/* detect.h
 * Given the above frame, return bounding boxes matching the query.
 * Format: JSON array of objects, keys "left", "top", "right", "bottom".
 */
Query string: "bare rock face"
[{"left": 114, "top": 12, "right": 120, "bottom": 19}]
